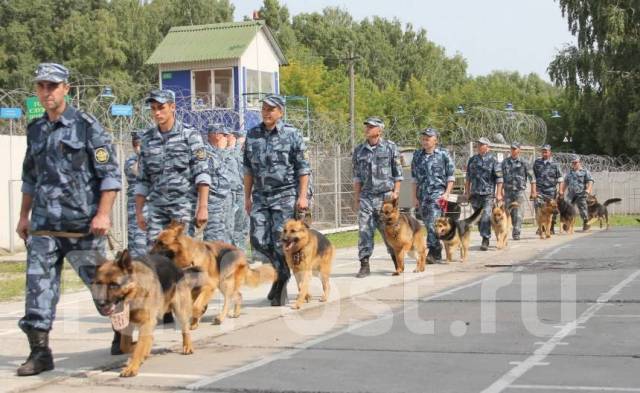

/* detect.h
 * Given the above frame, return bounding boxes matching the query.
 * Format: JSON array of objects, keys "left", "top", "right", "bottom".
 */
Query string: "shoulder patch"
[
  {"left": 79, "top": 111, "right": 97, "bottom": 124},
  {"left": 195, "top": 147, "right": 206, "bottom": 161},
  {"left": 95, "top": 147, "right": 109, "bottom": 164}
]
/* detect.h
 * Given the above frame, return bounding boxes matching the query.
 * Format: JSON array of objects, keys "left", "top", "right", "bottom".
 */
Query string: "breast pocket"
[
  {"left": 59, "top": 139, "right": 87, "bottom": 171},
  {"left": 142, "top": 146, "right": 163, "bottom": 174},
  {"left": 375, "top": 152, "right": 391, "bottom": 176},
  {"left": 169, "top": 144, "right": 190, "bottom": 171},
  {"left": 269, "top": 146, "right": 290, "bottom": 167}
]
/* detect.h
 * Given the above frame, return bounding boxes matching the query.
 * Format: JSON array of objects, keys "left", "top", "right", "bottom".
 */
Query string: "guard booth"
[{"left": 146, "top": 20, "right": 288, "bottom": 131}]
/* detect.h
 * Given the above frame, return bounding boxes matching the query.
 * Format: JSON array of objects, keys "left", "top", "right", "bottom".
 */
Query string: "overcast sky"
[{"left": 232, "top": 0, "right": 576, "bottom": 81}]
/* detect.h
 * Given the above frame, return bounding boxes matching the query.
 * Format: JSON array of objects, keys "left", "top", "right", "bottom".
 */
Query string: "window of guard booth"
[
  {"left": 246, "top": 69, "right": 275, "bottom": 108},
  {"left": 192, "top": 68, "right": 234, "bottom": 110}
]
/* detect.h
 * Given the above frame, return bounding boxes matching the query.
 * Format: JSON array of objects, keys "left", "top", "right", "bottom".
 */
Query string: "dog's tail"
[
  {"left": 244, "top": 263, "right": 277, "bottom": 287},
  {"left": 464, "top": 207, "right": 484, "bottom": 226},
  {"left": 603, "top": 198, "right": 622, "bottom": 207}
]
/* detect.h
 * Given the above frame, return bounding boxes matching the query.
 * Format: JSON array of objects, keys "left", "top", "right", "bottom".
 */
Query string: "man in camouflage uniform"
[
  {"left": 464, "top": 137, "right": 503, "bottom": 251},
  {"left": 226, "top": 128, "right": 248, "bottom": 249},
  {"left": 352, "top": 117, "right": 403, "bottom": 277},
  {"left": 135, "top": 90, "right": 210, "bottom": 245},
  {"left": 16, "top": 63, "right": 121, "bottom": 376},
  {"left": 411, "top": 128, "right": 455, "bottom": 263},
  {"left": 532, "top": 144, "right": 564, "bottom": 234},
  {"left": 244, "top": 94, "right": 311, "bottom": 306},
  {"left": 204, "top": 124, "right": 232, "bottom": 242},
  {"left": 564, "top": 154, "right": 594, "bottom": 231},
  {"left": 501, "top": 142, "right": 536, "bottom": 240},
  {"left": 123, "top": 131, "right": 147, "bottom": 257}
]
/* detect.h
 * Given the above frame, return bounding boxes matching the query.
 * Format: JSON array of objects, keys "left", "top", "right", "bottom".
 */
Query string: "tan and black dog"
[
  {"left": 91, "top": 250, "right": 193, "bottom": 377},
  {"left": 586, "top": 195, "right": 622, "bottom": 229},
  {"left": 380, "top": 198, "right": 427, "bottom": 274},
  {"left": 557, "top": 196, "right": 577, "bottom": 234},
  {"left": 491, "top": 201, "right": 518, "bottom": 249},
  {"left": 281, "top": 219, "right": 335, "bottom": 309},
  {"left": 536, "top": 198, "right": 558, "bottom": 239},
  {"left": 434, "top": 207, "right": 484, "bottom": 262},
  {"left": 151, "top": 221, "right": 276, "bottom": 328}
]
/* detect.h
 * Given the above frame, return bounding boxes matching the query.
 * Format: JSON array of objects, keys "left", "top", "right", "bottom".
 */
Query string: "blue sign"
[
  {"left": 0, "top": 108, "right": 23, "bottom": 119},
  {"left": 111, "top": 104, "right": 133, "bottom": 117}
]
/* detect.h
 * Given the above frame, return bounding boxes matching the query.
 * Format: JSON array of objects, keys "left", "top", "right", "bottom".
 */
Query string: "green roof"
[{"left": 146, "top": 20, "right": 287, "bottom": 65}]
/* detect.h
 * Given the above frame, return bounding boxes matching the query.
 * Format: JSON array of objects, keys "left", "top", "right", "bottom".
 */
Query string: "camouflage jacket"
[
  {"left": 411, "top": 147, "right": 455, "bottom": 202},
  {"left": 466, "top": 153, "right": 503, "bottom": 196},
  {"left": 207, "top": 144, "right": 232, "bottom": 198},
  {"left": 243, "top": 121, "right": 311, "bottom": 196},
  {"left": 124, "top": 153, "right": 139, "bottom": 200},
  {"left": 227, "top": 145, "right": 243, "bottom": 192},
  {"left": 136, "top": 121, "right": 210, "bottom": 206},
  {"left": 533, "top": 158, "right": 563, "bottom": 196},
  {"left": 352, "top": 138, "right": 403, "bottom": 195},
  {"left": 565, "top": 168, "right": 594, "bottom": 197},
  {"left": 501, "top": 156, "right": 535, "bottom": 193},
  {"left": 21, "top": 105, "right": 121, "bottom": 232}
]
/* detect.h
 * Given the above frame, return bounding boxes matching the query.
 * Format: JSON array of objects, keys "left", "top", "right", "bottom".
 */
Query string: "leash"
[{"left": 29, "top": 230, "right": 120, "bottom": 251}]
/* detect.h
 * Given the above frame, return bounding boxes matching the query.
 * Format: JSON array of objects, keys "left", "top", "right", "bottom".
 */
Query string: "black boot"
[
  {"left": 427, "top": 248, "right": 442, "bottom": 264},
  {"left": 270, "top": 278, "right": 289, "bottom": 307},
  {"left": 111, "top": 330, "right": 123, "bottom": 355},
  {"left": 480, "top": 237, "right": 490, "bottom": 251},
  {"left": 267, "top": 281, "right": 278, "bottom": 301},
  {"left": 17, "top": 329, "right": 54, "bottom": 376},
  {"left": 356, "top": 258, "right": 370, "bottom": 278}
]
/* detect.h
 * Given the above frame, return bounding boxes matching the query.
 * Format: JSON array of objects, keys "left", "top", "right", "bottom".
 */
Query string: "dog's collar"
[
  {"left": 439, "top": 220, "right": 457, "bottom": 241},
  {"left": 293, "top": 251, "right": 304, "bottom": 266}
]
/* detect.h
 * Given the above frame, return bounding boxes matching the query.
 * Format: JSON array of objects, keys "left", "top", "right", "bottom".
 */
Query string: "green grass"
[
  {"left": 601, "top": 215, "right": 640, "bottom": 227},
  {"left": 0, "top": 263, "right": 85, "bottom": 302}
]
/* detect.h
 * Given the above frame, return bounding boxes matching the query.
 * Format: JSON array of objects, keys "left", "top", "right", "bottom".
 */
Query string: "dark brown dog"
[
  {"left": 557, "top": 197, "right": 577, "bottom": 234},
  {"left": 435, "top": 207, "right": 483, "bottom": 262},
  {"left": 586, "top": 195, "right": 622, "bottom": 229},
  {"left": 151, "top": 221, "right": 276, "bottom": 328},
  {"left": 537, "top": 198, "right": 558, "bottom": 239},
  {"left": 281, "top": 219, "right": 335, "bottom": 309},
  {"left": 380, "top": 198, "right": 427, "bottom": 274},
  {"left": 91, "top": 250, "right": 193, "bottom": 377}
]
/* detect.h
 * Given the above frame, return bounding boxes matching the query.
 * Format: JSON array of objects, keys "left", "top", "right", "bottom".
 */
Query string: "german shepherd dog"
[
  {"left": 536, "top": 197, "right": 558, "bottom": 239},
  {"left": 490, "top": 200, "right": 518, "bottom": 249},
  {"left": 380, "top": 198, "right": 427, "bottom": 274},
  {"left": 434, "top": 207, "right": 484, "bottom": 262},
  {"left": 281, "top": 219, "right": 336, "bottom": 309},
  {"left": 557, "top": 196, "right": 578, "bottom": 234},
  {"left": 151, "top": 221, "right": 276, "bottom": 328},
  {"left": 91, "top": 250, "right": 193, "bottom": 377},
  {"left": 586, "top": 195, "right": 622, "bottom": 229}
]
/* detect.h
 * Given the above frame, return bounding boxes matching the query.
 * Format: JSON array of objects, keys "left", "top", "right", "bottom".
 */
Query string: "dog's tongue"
[{"left": 101, "top": 304, "right": 115, "bottom": 316}]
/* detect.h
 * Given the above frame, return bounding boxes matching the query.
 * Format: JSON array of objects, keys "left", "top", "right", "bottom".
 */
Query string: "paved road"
[{"left": 2, "top": 227, "right": 639, "bottom": 392}]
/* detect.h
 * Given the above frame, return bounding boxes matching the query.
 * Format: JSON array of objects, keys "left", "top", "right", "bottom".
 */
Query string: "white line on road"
[
  {"left": 183, "top": 276, "right": 488, "bottom": 391},
  {"left": 480, "top": 269, "right": 640, "bottom": 393},
  {"left": 509, "top": 384, "right": 640, "bottom": 391}
]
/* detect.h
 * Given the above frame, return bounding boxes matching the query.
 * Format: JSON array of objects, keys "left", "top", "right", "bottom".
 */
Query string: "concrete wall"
[{"left": 0, "top": 135, "right": 27, "bottom": 252}]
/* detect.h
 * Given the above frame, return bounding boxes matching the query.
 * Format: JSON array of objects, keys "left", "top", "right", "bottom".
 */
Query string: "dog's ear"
[
  {"left": 174, "top": 222, "right": 185, "bottom": 236},
  {"left": 116, "top": 249, "right": 133, "bottom": 273},
  {"left": 392, "top": 197, "right": 399, "bottom": 208}
]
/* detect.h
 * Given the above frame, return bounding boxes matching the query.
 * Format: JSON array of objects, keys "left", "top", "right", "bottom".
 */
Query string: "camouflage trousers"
[
  {"left": 249, "top": 192, "right": 296, "bottom": 281},
  {"left": 419, "top": 198, "right": 443, "bottom": 252},
  {"left": 470, "top": 194, "right": 494, "bottom": 240},
  {"left": 569, "top": 193, "right": 589, "bottom": 222},
  {"left": 146, "top": 201, "right": 193, "bottom": 247},
  {"left": 227, "top": 190, "right": 248, "bottom": 250},
  {"left": 204, "top": 193, "right": 232, "bottom": 242},
  {"left": 504, "top": 191, "right": 526, "bottom": 237},
  {"left": 358, "top": 192, "right": 394, "bottom": 260},
  {"left": 19, "top": 234, "right": 106, "bottom": 332},
  {"left": 127, "top": 199, "right": 147, "bottom": 258}
]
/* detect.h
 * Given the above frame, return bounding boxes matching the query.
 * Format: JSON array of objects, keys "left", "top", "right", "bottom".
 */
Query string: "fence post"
[
  {"left": 337, "top": 144, "right": 342, "bottom": 227},
  {"left": 334, "top": 145, "right": 339, "bottom": 230}
]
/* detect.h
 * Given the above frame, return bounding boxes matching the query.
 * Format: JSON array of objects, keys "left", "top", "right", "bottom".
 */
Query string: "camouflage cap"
[
  {"left": 231, "top": 128, "right": 246, "bottom": 137},
  {"left": 477, "top": 137, "right": 491, "bottom": 145},
  {"left": 571, "top": 154, "right": 580, "bottom": 162},
  {"left": 145, "top": 89, "right": 175, "bottom": 104},
  {"left": 363, "top": 116, "right": 385, "bottom": 129},
  {"left": 33, "top": 63, "right": 69, "bottom": 83},
  {"left": 510, "top": 141, "right": 521, "bottom": 149},
  {"left": 261, "top": 94, "right": 285, "bottom": 110},
  {"left": 207, "top": 123, "right": 230, "bottom": 134},
  {"left": 420, "top": 127, "right": 438, "bottom": 137},
  {"left": 541, "top": 144, "right": 552, "bottom": 151},
  {"left": 131, "top": 131, "right": 142, "bottom": 142}
]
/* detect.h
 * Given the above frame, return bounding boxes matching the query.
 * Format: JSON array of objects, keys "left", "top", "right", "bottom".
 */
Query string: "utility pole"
[{"left": 348, "top": 49, "right": 357, "bottom": 153}]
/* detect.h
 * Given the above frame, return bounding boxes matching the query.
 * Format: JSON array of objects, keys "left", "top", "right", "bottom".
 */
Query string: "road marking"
[
  {"left": 594, "top": 314, "right": 640, "bottom": 318},
  {"left": 98, "top": 371, "right": 208, "bottom": 380},
  {"left": 183, "top": 276, "right": 488, "bottom": 390},
  {"left": 481, "top": 269, "right": 640, "bottom": 393},
  {"left": 510, "top": 384, "right": 640, "bottom": 391}
]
